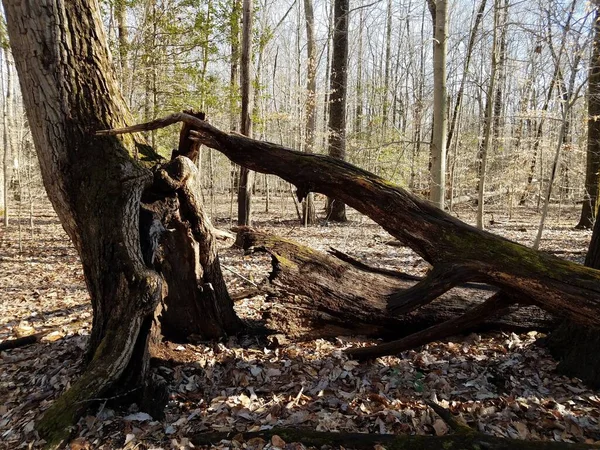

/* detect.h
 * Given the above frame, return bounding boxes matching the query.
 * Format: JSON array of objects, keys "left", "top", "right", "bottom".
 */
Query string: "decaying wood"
[
  {"left": 146, "top": 156, "right": 242, "bottom": 340},
  {"left": 191, "top": 401, "right": 597, "bottom": 450},
  {"left": 98, "top": 113, "right": 600, "bottom": 360},
  {"left": 191, "top": 428, "right": 597, "bottom": 450},
  {"left": 240, "top": 229, "right": 556, "bottom": 340}
]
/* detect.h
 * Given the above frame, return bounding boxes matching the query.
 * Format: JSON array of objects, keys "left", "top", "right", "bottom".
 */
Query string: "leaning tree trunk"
[
  {"left": 4, "top": 1, "right": 160, "bottom": 443},
  {"left": 3, "top": 1, "right": 240, "bottom": 445},
  {"left": 100, "top": 114, "right": 600, "bottom": 359}
]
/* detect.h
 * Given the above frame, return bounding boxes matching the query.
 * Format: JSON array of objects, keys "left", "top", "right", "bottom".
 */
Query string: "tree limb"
[
  {"left": 97, "top": 114, "right": 600, "bottom": 331},
  {"left": 346, "top": 292, "right": 515, "bottom": 360}
]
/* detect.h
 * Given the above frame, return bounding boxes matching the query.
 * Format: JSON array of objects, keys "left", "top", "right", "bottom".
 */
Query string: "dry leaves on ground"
[{"left": 0, "top": 199, "right": 598, "bottom": 449}]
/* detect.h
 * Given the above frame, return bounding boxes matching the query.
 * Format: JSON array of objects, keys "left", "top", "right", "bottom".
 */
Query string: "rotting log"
[
  {"left": 191, "top": 401, "right": 598, "bottom": 450},
  {"left": 239, "top": 229, "right": 557, "bottom": 340},
  {"left": 191, "top": 428, "right": 598, "bottom": 450},
  {"left": 97, "top": 113, "right": 600, "bottom": 360}
]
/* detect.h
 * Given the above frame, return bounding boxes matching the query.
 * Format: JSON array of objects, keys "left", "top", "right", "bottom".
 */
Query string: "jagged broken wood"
[
  {"left": 238, "top": 229, "right": 556, "bottom": 340},
  {"left": 98, "top": 113, "right": 600, "bottom": 359},
  {"left": 147, "top": 155, "right": 242, "bottom": 341}
]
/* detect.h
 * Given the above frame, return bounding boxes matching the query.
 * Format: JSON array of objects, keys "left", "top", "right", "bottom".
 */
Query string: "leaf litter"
[{"left": 0, "top": 200, "right": 599, "bottom": 449}]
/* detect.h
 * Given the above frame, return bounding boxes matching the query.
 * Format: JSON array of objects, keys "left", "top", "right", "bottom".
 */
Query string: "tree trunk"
[
  {"left": 238, "top": 0, "right": 254, "bottom": 227},
  {"left": 238, "top": 229, "right": 557, "bottom": 340},
  {"left": 191, "top": 425, "right": 598, "bottom": 450},
  {"left": 476, "top": 0, "right": 499, "bottom": 229},
  {"left": 354, "top": 7, "right": 364, "bottom": 137},
  {"left": 446, "top": 0, "right": 487, "bottom": 152},
  {"left": 4, "top": 1, "right": 162, "bottom": 443},
  {"left": 519, "top": 0, "right": 576, "bottom": 205},
  {"left": 2, "top": 47, "right": 12, "bottom": 227},
  {"left": 546, "top": 199, "right": 600, "bottom": 388},
  {"left": 545, "top": 2, "right": 600, "bottom": 387},
  {"left": 382, "top": 0, "right": 393, "bottom": 132},
  {"left": 148, "top": 155, "right": 242, "bottom": 341},
  {"left": 3, "top": 1, "right": 240, "bottom": 444},
  {"left": 326, "top": 0, "right": 348, "bottom": 222},
  {"left": 229, "top": 0, "right": 241, "bottom": 132},
  {"left": 428, "top": 0, "right": 448, "bottom": 209},
  {"left": 115, "top": 0, "right": 128, "bottom": 90},
  {"left": 302, "top": 0, "right": 316, "bottom": 225},
  {"left": 577, "top": 3, "right": 600, "bottom": 229}
]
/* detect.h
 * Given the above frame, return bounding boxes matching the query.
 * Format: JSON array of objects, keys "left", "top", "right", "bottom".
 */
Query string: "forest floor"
[{"left": 1, "top": 195, "right": 600, "bottom": 449}]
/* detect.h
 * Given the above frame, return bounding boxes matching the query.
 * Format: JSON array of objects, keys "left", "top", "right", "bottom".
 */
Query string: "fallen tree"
[
  {"left": 99, "top": 113, "right": 600, "bottom": 363},
  {"left": 191, "top": 400, "right": 598, "bottom": 450},
  {"left": 238, "top": 229, "right": 557, "bottom": 340}
]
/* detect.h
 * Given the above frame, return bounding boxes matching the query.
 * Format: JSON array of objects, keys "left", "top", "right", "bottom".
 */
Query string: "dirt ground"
[{"left": 1, "top": 194, "right": 599, "bottom": 449}]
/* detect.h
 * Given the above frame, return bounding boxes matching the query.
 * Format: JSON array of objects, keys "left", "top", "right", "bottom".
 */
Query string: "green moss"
[
  {"left": 273, "top": 253, "right": 299, "bottom": 270},
  {"left": 442, "top": 228, "right": 600, "bottom": 283},
  {"left": 36, "top": 384, "right": 85, "bottom": 448}
]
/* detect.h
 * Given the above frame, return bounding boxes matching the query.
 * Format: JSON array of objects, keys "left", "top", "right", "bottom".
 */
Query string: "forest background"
[{"left": 0, "top": 0, "right": 596, "bottom": 228}]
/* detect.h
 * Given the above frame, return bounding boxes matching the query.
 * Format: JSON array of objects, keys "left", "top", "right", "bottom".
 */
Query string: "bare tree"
[
  {"left": 302, "top": 0, "right": 317, "bottom": 225},
  {"left": 446, "top": 0, "right": 487, "bottom": 153},
  {"left": 428, "top": 0, "right": 448, "bottom": 209},
  {"left": 2, "top": 46, "right": 13, "bottom": 227},
  {"left": 476, "top": 0, "right": 501, "bottom": 229},
  {"left": 577, "top": 1, "right": 600, "bottom": 229},
  {"left": 326, "top": 0, "right": 349, "bottom": 222},
  {"left": 238, "top": 0, "right": 254, "bottom": 227}
]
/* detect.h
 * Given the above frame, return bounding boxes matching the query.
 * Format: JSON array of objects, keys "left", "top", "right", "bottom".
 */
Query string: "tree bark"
[
  {"left": 148, "top": 155, "right": 242, "bottom": 341},
  {"left": 101, "top": 114, "right": 600, "bottom": 355},
  {"left": 3, "top": 2, "right": 240, "bottom": 444},
  {"left": 238, "top": 229, "right": 556, "bottom": 340},
  {"left": 577, "top": 2, "right": 600, "bottom": 229},
  {"left": 238, "top": 0, "right": 254, "bottom": 228},
  {"left": 326, "top": 0, "right": 348, "bottom": 222},
  {"left": 546, "top": 3, "right": 600, "bottom": 384},
  {"left": 3, "top": 1, "right": 163, "bottom": 444},
  {"left": 428, "top": 0, "right": 448, "bottom": 209},
  {"left": 302, "top": 0, "right": 316, "bottom": 225}
]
